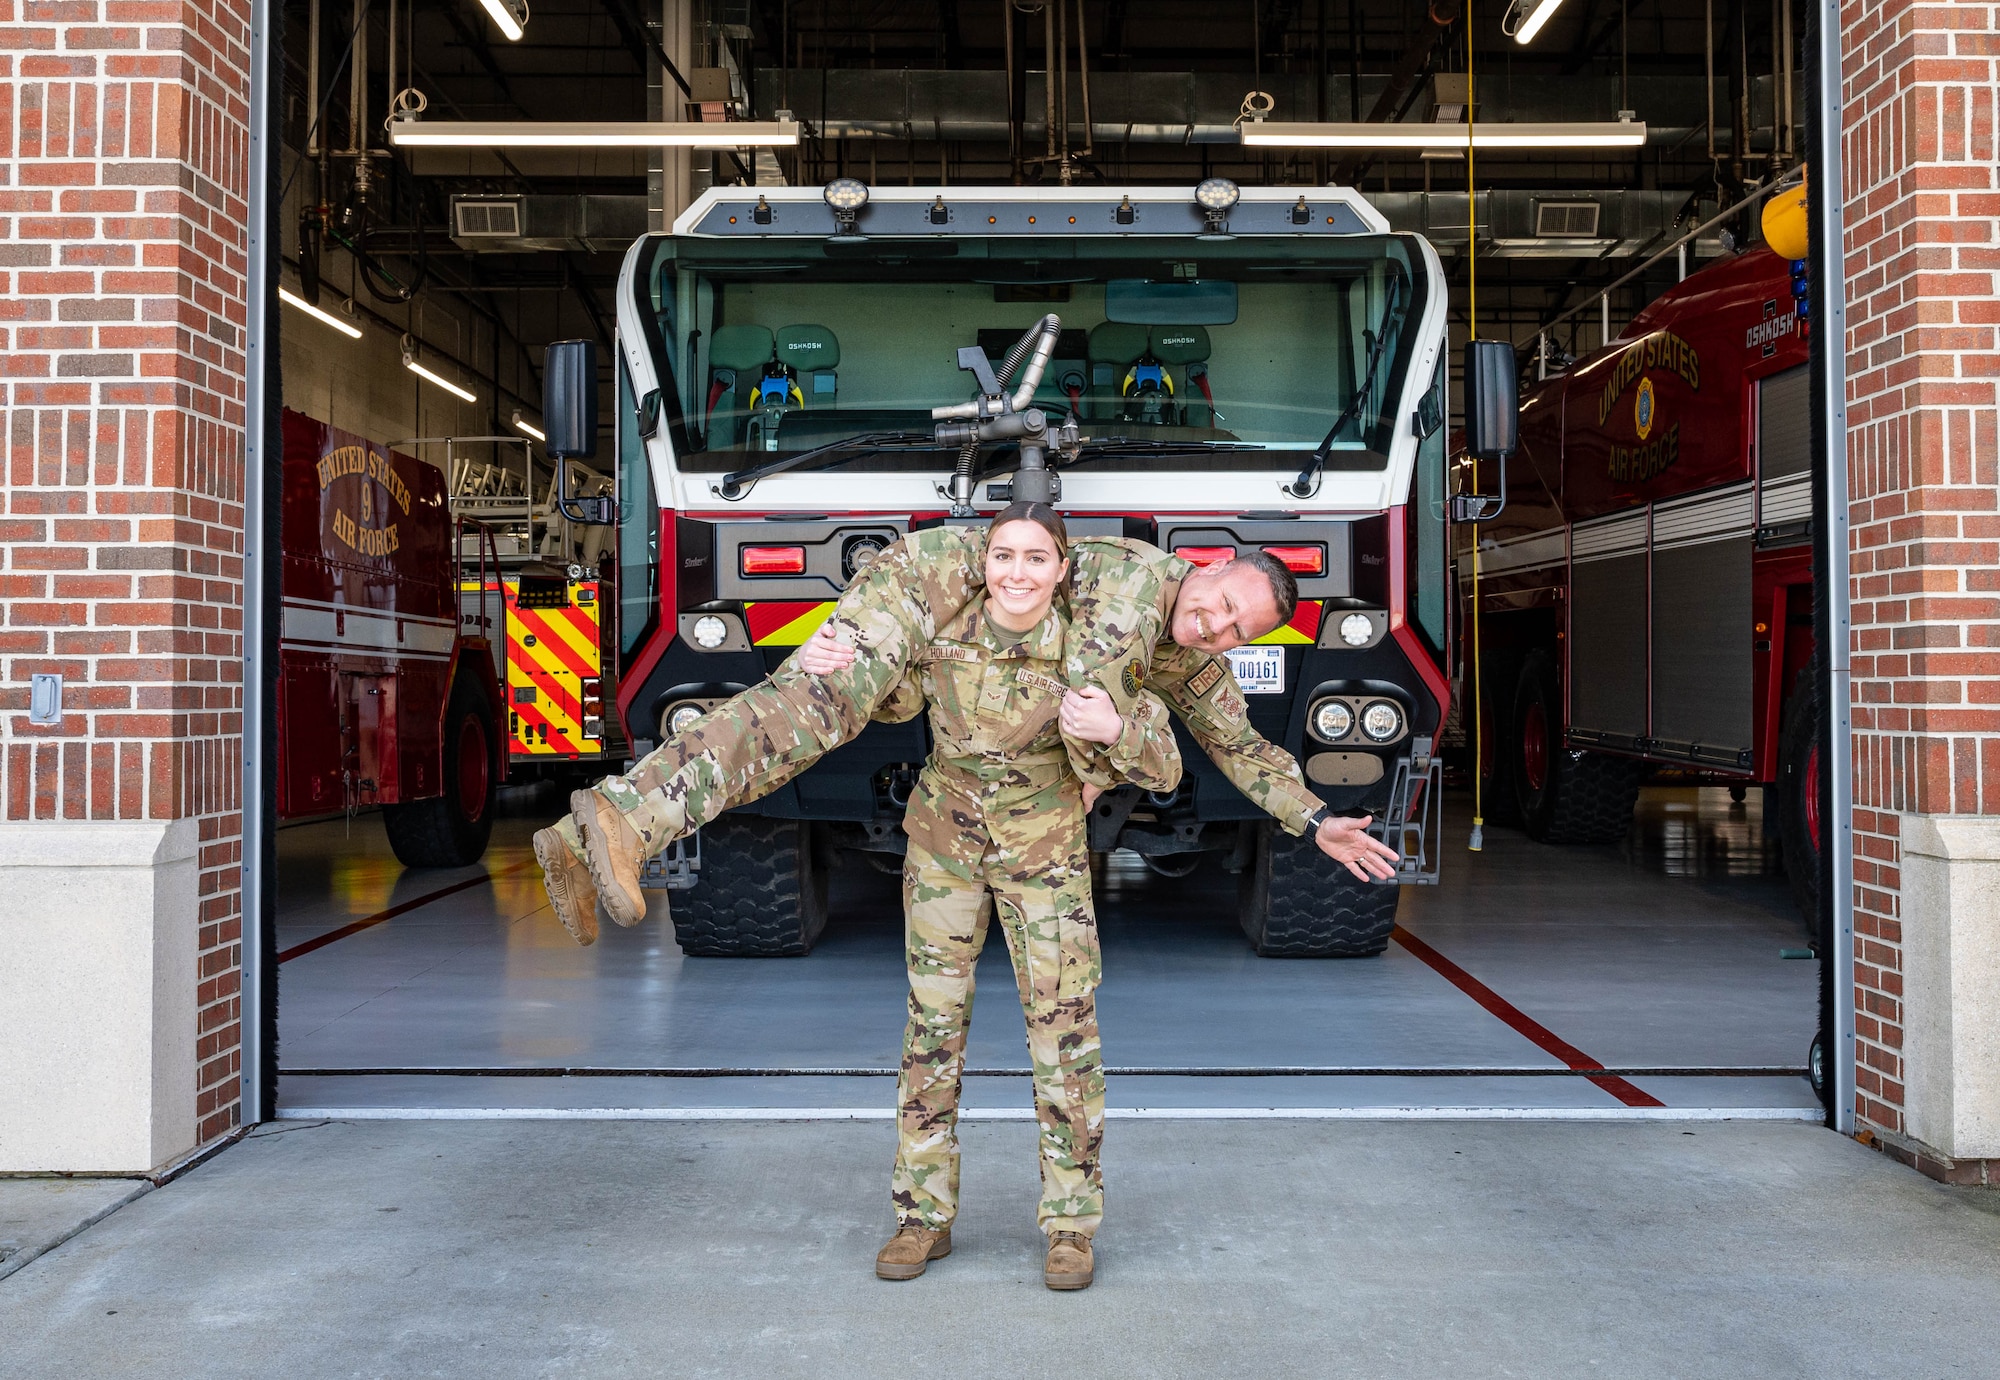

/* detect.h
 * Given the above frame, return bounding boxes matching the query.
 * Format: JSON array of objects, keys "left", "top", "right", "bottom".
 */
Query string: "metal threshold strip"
[{"left": 283, "top": 1065, "right": 1809, "bottom": 1079}]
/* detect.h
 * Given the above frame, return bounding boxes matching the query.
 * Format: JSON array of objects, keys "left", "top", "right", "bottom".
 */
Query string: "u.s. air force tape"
[{"left": 1015, "top": 669, "right": 1066, "bottom": 695}]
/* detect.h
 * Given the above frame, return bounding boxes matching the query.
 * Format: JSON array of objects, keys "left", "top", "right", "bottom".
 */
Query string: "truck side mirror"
[
  {"left": 542, "top": 339, "right": 615, "bottom": 525},
  {"left": 1462, "top": 339, "right": 1518, "bottom": 461},
  {"left": 1452, "top": 339, "right": 1518, "bottom": 524},
  {"left": 544, "top": 339, "right": 599, "bottom": 460}
]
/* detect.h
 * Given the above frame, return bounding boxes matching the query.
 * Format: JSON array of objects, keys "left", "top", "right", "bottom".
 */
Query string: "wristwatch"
[{"left": 1305, "top": 807, "right": 1334, "bottom": 840}]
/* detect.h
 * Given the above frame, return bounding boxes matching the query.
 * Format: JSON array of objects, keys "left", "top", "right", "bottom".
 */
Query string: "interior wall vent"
[
  {"left": 454, "top": 199, "right": 524, "bottom": 237},
  {"left": 1534, "top": 201, "right": 1601, "bottom": 238}
]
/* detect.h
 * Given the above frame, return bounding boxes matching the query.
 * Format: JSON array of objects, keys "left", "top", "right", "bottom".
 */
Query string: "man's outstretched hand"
[
  {"left": 1314, "top": 814, "right": 1401, "bottom": 883},
  {"left": 797, "top": 622, "right": 858, "bottom": 676}
]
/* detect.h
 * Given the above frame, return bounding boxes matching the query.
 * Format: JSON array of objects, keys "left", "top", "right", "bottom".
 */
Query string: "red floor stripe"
[
  {"left": 1390, "top": 925, "right": 1666, "bottom": 1109},
  {"left": 278, "top": 860, "right": 536, "bottom": 964}
]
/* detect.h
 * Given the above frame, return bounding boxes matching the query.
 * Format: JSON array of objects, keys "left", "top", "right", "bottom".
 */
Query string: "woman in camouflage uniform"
[{"left": 873, "top": 503, "right": 1177, "bottom": 1293}]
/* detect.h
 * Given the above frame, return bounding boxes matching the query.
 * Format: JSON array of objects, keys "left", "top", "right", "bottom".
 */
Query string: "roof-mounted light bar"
[{"left": 388, "top": 119, "right": 800, "bottom": 149}]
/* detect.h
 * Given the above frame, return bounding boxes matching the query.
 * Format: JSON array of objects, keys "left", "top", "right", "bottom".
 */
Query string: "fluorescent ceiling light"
[
  {"left": 1240, "top": 120, "right": 1646, "bottom": 150},
  {"left": 1514, "top": 0, "right": 1569, "bottom": 44},
  {"left": 278, "top": 286, "right": 363, "bottom": 340},
  {"left": 389, "top": 119, "right": 801, "bottom": 149},
  {"left": 476, "top": 0, "right": 525, "bottom": 41},
  {"left": 403, "top": 348, "right": 478, "bottom": 404},
  {"left": 511, "top": 411, "right": 545, "bottom": 442}
]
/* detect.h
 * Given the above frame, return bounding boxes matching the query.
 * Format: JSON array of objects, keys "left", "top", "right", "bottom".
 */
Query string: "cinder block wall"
[
  {"left": 0, "top": 0, "right": 251, "bottom": 1167},
  {"left": 1841, "top": 0, "right": 2000, "bottom": 1167}
]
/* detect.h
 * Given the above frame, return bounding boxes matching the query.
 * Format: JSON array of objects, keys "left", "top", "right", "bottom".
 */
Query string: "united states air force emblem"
[
  {"left": 1634, "top": 375, "right": 1656, "bottom": 441},
  {"left": 1120, "top": 658, "right": 1145, "bottom": 697}
]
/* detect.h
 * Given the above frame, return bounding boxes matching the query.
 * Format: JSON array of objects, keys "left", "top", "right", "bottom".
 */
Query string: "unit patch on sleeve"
[
  {"left": 1212, "top": 685, "right": 1247, "bottom": 723},
  {"left": 1186, "top": 660, "right": 1226, "bottom": 699},
  {"left": 1120, "top": 658, "right": 1146, "bottom": 697}
]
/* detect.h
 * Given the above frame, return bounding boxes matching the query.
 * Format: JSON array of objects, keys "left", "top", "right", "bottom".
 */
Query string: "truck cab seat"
[
  {"left": 775, "top": 324, "right": 840, "bottom": 407},
  {"left": 705, "top": 325, "right": 775, "bottom": 448},
  {"left": 1148, "top": 325, "right": 1214, "bottom": 427}
]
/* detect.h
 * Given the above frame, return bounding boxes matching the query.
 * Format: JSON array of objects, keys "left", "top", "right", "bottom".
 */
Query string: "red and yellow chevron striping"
[
  {"left": 1251, "top": 599, "right": 1322, "bottom": 645},
  {"left": 744, "top": 600, "right": 834, "bottom": 646}
]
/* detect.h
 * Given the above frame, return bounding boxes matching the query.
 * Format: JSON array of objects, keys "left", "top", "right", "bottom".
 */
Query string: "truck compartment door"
[
  {"left": 1650, "top": 482, "right": 1756, "bottom": 770},
  {"left": 1568, "top": 508, "right": 1649, "bottom": 749}
]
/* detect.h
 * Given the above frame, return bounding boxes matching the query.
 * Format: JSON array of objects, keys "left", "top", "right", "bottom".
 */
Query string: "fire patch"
[{"left": 1186, "top": 660, "right": 1226, "bottom": 698}]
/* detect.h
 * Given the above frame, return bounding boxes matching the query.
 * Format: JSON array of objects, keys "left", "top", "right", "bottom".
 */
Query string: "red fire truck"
[
  {"left": 607, "top": 182, "right": 1458, "bottom": 958},
  {"left": 1455, "top": 247, "right": 1819, "bottom": 920},
  {"left": 278, "top": 410, "right": 504, "bottom": 866}
]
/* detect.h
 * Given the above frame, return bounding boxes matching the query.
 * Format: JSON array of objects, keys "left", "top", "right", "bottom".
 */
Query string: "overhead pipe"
[{"left": 1330, "top": 0, "right": 1460, "bottom": 186}]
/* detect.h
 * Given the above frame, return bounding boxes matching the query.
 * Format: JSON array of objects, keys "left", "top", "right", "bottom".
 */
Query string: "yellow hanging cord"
[{"left": 1467, "top": 1, "right": 1486, "bottom": 853}]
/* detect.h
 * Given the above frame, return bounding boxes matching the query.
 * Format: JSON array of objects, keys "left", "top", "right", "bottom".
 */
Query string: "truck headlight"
[
  {"left": 691, "top": 615, "right": 728, "bottom": 649},
  {"left": 1338, "top": 613, "right": 1374, "bottom": 647},
  {"left": 1359, "top": 700, "right": 1404, "bottom": 743},
  {"left": 1310, "top": 698, "right": 1354, "bottom": 743},
  {"left": 663, "top": 701, "right": 706, "bottom": 737}
]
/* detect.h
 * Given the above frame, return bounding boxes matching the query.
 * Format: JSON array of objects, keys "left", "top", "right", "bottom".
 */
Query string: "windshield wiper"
[
  {"left": 1289, "top": 278, "right": 1408, "bottom": 498},
  {"left": 1059, "top": 439, "right": 1263, "bottom": 468},
  {"left": 716, "top": 431, "right": 935, "bottom": 499}
]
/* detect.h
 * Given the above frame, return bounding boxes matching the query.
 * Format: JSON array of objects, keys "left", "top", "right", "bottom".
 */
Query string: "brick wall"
[
  {"left": 1, "top": 0, "right": 252, "bottom": 1144},
  {"left": 1840, "top": 0, "right": 2000, "bottom": 1134}
]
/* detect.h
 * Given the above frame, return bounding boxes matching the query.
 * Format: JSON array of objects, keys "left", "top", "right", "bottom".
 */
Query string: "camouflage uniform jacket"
[
  {"left": 1061, "top": 536, "right": 1325, "bottom": 836},
  {"left": 902, "top": 595, "right": 1179, "bottom": 881}
]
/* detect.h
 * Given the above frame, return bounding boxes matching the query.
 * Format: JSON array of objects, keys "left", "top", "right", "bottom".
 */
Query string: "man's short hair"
[{"left": 1232, "top": 549, "right": 1300, "bottom": 628}]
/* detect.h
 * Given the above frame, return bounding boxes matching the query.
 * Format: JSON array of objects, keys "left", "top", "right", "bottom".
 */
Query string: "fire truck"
[
  {"left": 278, "top": 410, "right": 505, "bottom": 866},
  {"left": 1453, "top": 247, "right": 1819, "bottom": 921},
  {"left": 605, "top": 181, "right": 1462, "bottom": 959},
  {"left": 444, "top": 440, "right": 626, "bottom": 780}
]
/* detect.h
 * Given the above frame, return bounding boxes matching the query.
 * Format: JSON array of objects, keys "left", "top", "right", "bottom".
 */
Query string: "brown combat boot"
[
  {"left": 1043, "top": 1230, "right": 1093, "bottom": 1290},
  {"left": 874, "top": 1224, "right": 952, "bottom": 1280},
  {"left": 533, "top": 824, "right": 600, "bottom": 945},
  {"left": 571, "top": 787, "right": 648, "bottom": 927}
]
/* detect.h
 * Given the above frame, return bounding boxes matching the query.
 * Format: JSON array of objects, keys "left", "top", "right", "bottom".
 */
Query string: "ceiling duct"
[
  {"left": 448, "top": 195, "right": 650, "bottom": 252},
  {"left": 1367, "top": 190, "right": 1722, "bottom": 259}
]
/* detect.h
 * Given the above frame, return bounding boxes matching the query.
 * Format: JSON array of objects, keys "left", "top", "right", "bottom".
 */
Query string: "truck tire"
[
  {"left": 1238, "top": 820, "right": 1400, "bottom": 957},
  {"left": 1777, "top": 678, "right": 1823, "bottom": 933},
  {"left": 1512, "top": 651, "right": 1641, "bottom": 844},
  {"left": 672, "top": 814, "right": 829, "bottom": 957},
  {"left": 383, "top": 674, "right": 499, "bottom": 868}
]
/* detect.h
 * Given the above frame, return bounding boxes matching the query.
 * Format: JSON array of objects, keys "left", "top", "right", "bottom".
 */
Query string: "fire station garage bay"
[{"left": 9, "top": 1, "right": 1998, "bottom": 1187}]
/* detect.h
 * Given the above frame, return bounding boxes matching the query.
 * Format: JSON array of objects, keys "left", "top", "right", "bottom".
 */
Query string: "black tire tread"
[
  {"left": 1514, "top": 651, "right": 1642, "bottom": 845},
  {"left": 1536, "top": 751, "right": 1646, "bottom": 845},
  {"left": 1241, "top": 822, "right": 1400, "bottom": 958},
  {"left": 1777, "top": 678, "right": 1822, "bottom": 932},
  {"left": 382, "top": 676, "right": 497, "bottom": 868},
  {"left": 672, "top": 814, "right": 827, "bottom": 957}
]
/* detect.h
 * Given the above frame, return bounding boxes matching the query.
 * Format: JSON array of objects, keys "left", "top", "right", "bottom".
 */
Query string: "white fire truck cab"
[{"left": 609, "top": 181, "right": 1456, "bottom": 958}]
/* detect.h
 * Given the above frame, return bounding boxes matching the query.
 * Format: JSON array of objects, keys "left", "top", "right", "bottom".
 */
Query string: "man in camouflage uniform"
[
  {"left": 542, "top": 527, "right": 1397, "bottom": 941},
  {"left": 881, "top": 590, "right": 1178, "bottom": 1289}
]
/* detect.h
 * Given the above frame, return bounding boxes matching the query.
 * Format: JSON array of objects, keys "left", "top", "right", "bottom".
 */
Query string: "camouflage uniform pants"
[
  {"left": 892, "top": 840, "right": 1106, "bottom": 1238},
  {"left": 594, "top": 540, "right": 974, "bottom": 856}
]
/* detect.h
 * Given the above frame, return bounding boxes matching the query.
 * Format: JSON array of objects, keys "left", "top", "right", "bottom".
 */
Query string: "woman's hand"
[
  {"left": 1059, "top": 686, "right": 1124, "bottom": 746},
  {"left": 796, "top": 622, "right": 858, "bottom": 676}
]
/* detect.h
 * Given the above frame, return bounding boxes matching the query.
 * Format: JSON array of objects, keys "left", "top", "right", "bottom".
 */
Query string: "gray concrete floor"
[
  {"left": 274, "top": 786, "right": 1819, "bottom": 1117},
  {"left": 3, "top": 1117, "right": 1997, "bottom": 1378}
]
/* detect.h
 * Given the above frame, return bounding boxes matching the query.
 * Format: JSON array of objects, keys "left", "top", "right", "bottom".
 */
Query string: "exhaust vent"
[
  {"left": 454, "top": 199, "right": 524, "bottom": 238},
  {"left": 1534, "top": 201, "right": 1601, "bottom": 238}
]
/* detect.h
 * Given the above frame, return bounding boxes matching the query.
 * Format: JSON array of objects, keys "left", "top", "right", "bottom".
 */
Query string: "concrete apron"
[{"left": 1, "top": 1118, "right": 1998, "bottom": 1379}]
